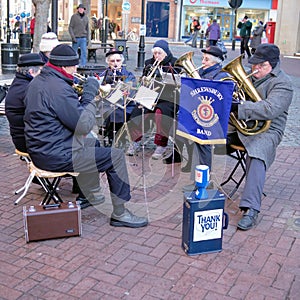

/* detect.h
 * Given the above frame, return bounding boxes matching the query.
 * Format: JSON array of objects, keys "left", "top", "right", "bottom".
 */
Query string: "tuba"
[
  {"left": 222, "top": 55, "right": 271, "bottom": 135},
  {"left": 174, "top": 51, "right": 201, "bottom": 79}
]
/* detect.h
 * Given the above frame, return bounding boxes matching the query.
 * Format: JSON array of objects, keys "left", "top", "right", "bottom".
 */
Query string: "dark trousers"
[
  {"left": 73, "top": 146, "right": 131, "bottom": 205},
  {"left": 240, "top": 36, "right": 251, "bottom": 58}
]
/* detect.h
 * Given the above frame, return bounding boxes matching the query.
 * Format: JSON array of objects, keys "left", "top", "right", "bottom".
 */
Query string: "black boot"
[{"left": 163, "top": 147, "right": 182, "bottom": 164}]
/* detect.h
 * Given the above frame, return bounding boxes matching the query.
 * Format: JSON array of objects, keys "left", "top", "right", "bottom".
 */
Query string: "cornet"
[
  {"left": 142, "top": 59, "right": 161, "bottom": 85},
  {"left": 73, "top": 73, "right": 111, "bottom": 97}
]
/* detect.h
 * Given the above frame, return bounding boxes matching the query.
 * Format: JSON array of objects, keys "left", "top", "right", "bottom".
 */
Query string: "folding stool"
[
  {"left": 14, "top": 150, "right": 79, "bottom": 205},
  {"left": 220, "top": 144, "right": 246, "bottom": 198}
]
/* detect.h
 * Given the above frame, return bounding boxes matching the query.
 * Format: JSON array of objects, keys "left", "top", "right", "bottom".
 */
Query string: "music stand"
[{"left": 161, "top": 69, "right": 181, "bottom": 177}]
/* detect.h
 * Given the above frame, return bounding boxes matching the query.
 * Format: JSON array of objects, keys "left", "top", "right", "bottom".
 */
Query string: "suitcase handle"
[{"left": 43, "top": 203, "right": 61, "bottom": 209}]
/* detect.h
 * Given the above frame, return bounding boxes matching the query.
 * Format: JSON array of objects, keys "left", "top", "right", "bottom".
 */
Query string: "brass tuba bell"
[
  {"left": 174, "top": 51, "right": 201, "bottom": 79},
  {"left": 222, "top": 55, "right": 271, "bottom": 135}
]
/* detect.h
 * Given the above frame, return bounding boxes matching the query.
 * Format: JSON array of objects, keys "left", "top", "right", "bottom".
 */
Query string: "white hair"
[
  {"left": 151, "top": 47, "right": 167, "bottom": 57},
  {"left": 206, "top": 53, "right": 223, "bottom": 64}
]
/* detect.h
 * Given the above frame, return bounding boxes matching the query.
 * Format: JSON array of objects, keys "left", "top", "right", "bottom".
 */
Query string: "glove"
[
  {"left": 82, "top": 77, "right": 99, "bottom": 101},
  {"left": 230, "top": 102, "right": 239, "bottom": 113},
  {"left": 72, "top": 38, "right": 77, "bottom": 43}
]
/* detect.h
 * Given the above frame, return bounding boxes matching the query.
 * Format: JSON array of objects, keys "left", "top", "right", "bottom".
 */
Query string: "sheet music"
[
  {"left": 161, "top": 72, "right": 181, "bottom": 86},
  {"left": 133, "top": 86, "right": 159, "bottom": 111},
  {"left": 105, "top": 82, "right": 129, "bottom": 109}
]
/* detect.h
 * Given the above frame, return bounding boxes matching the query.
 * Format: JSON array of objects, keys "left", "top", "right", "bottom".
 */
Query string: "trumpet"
[
  {"left": 143, "top": 59, "right": 161, "bottom": 84},
  {"left": 73, "top": 73, "right": 112, "bottom": 97}
]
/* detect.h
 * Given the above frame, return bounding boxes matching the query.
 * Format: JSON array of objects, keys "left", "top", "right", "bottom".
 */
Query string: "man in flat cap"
[
  {"left": 229, "top": 43, "right": 293, "bottom": 230},
  {"left": 5, "top": 53, "right": 45, "bottom": 153},
  {"left": 68, "top": 3, "right": 89, "bottom": 66}
]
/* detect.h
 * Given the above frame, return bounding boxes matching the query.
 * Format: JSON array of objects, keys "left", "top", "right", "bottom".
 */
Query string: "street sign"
[
  {"left": 122, "top": 2, "right": 131, "bottom": 11},
  {"left": 140, "top": 24, "right": 146, "bottom": 36}
]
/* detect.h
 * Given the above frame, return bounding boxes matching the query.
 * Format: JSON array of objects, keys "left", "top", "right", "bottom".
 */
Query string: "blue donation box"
[{"left": 182, "top": 190, "right": 228, "bottom": 255}]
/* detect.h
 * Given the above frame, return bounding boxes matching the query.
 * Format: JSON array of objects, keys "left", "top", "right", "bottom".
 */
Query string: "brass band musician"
[
  {"left": 126, "top": 40, "right": 182, "bottom": 160},
  {"left": 102, "top": 49, "right": 137, "bottom": 146},
  {"left": 182, "top": 46, "right": 230, "bottom": 192}
]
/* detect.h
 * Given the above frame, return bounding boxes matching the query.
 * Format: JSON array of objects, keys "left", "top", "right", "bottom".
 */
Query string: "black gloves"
[
  {"left": 230, "top": 102, "right": 239, "bottom": 113},
  {"left": 82, "top": 77, "right": 99, "bottom": 101}
]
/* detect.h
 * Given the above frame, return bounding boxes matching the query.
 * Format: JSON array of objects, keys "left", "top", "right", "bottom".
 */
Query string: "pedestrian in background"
[
  {"left": 68, "top": 4, "right": 89, "bottom": 66},
  {"left": 237, "top": 15, "right": 252, "bottom": 59},
  {"left": 250, "top": 21, "right": 265, "bottom": 54},
  {"left": 205, "top": 19, "right": 221, "bottom": 46}
]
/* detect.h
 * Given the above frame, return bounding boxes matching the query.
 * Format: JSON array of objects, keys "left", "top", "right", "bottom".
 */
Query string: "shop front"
[{"left": 181, "top": 0, "right": 274, "bottom": 41}]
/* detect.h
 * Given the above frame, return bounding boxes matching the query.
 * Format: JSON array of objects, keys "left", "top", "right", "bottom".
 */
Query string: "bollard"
[{"left": 19, "top": 33, "right": 32, "bottom": 54}]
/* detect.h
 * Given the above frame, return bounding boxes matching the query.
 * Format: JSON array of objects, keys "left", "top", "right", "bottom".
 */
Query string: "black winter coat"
[
  {"left": 5, "top": 72, "right": 33, "bottom": 152},
  {"left": 24, "top": 65, "right": 96, "bottom": 171}
]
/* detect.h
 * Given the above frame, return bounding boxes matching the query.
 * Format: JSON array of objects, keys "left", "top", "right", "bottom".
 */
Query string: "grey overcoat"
[{"left": 237, "top": 64, "right": 293, "bottom": 169}]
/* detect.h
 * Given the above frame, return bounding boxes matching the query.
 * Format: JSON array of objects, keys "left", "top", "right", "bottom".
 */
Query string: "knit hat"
[
  {"left": 105, "top": 48, "right": 123, "bottom": 57},
  {"left": 49, "top": 44, "right": 79, "bottom": 66},
  {"left": 39, "top": 32, "right": 59, "bottom": 52},
  {"left": 17, "top": 53, "right": 45, "bottom": 67},
  {"left": 153, "top": 40, "right": 171, "bottom": 56},
  {"left": 201, "top": 46, "right": 224, "bottom": 61},
  {"left": 248, "top": 43, "right": 280, "bottom": 67}
]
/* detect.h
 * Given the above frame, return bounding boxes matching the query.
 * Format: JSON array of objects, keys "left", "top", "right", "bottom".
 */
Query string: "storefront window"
[{"left": 182, "top": 5, "right": 268, "bottom": 41}]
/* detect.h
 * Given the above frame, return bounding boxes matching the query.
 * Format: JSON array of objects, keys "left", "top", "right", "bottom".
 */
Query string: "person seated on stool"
[
  {"left": 5, "top": 52, "right": 100, "bottom": 208},
  {"left": 227, "top": 44, "right": 293, "bottom": 230},
  {"left": 182, "top": 46, "right": 230, "bottom": 191},
  {"left": 102, "top": 49, "right": 137, "bottom": 146},
  {"left": 126, "top": 39, "right": 184, "bottom": 162},
  {"left": 24, "top": 44, "right": 148, "bottom": 227}
]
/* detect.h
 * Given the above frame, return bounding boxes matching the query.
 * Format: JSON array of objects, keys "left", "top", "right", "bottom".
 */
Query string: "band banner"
[{"left": 176, "top": 78, "right": 234, "bottom": 144}]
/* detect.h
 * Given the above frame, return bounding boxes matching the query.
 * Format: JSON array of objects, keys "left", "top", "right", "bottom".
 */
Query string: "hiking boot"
[
  {"left": 126, "top": 141, "right": 140, "bottom": 156},
  {"left": 152, "top": 146, "right": 167, "bottom": 160},
  {"left": 76, "top": 191, "right": 105, "bottom": 209},
  {"left": 237, "top": 208, "right": 258, "bottom": 230},
  {"left": 110, "top": 209, "right": 148, "bottom": 228}
]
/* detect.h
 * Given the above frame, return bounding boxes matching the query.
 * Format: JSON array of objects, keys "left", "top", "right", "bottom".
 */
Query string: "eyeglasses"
[
  {"left": 255, "top": 62, "right": 269, "bottom": 68},
  {"left": 109, "top": 59, "right": 121, "bottom": 63}
]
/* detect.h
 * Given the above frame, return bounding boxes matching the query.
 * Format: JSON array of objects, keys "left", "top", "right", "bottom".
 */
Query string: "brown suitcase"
[{"left": 23, "top": 202, "right": 82, "bottom": 242}]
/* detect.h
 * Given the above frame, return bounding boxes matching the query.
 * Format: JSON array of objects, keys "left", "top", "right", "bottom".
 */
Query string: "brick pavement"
[{"left": 0, "top": 40, "right": 300, "bottom": 299}]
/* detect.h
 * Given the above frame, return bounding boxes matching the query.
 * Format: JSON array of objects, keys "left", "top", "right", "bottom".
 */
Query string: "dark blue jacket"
[
  {"left": 5, "top": 72, "right": 33, "bottom": 152},
  {"left": 24, "top": 65, "right": 96, "bottom": 171}
]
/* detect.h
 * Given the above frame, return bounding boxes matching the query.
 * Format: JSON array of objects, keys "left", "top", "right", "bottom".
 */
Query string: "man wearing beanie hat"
[
  {"left": 24, "top": 44, "right": 148, "bottom": 227},
  {"left": 39, "top": 32, "right": 59, "bottom": 63},
  {"left": 68, "top": 3, "right": 89, "bottom": 66},
  {"left": 127, "top": 39, "right": 188, "bottom": 163},
  {"left": 227, "top": 43, "right": 293, "bottom": 230}
]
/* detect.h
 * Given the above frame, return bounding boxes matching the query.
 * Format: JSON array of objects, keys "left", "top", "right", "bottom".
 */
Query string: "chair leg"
[
  {"left": 14, "top": 170, "right": 36, "bottom": 205},
  {"left": 221, "top": 150, "right": 246, "bottom": 197},
  {"left": 40, "top": 177, "right": 63, "bottom": 205}
]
